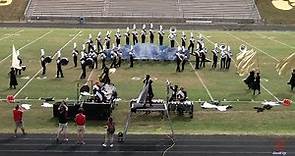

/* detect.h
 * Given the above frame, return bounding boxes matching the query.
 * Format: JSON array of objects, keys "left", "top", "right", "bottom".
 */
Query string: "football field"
[{"left": 0, "top": 28, "right": 294, "bottom": 135}]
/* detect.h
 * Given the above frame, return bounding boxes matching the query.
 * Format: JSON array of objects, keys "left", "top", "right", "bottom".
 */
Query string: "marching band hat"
[{"left": 41, "top": 48, "right": 45, "bottom": 56}]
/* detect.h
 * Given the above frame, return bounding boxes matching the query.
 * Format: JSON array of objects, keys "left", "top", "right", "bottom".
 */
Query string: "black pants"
[
  {"left": 130, "top": 56, "right": 134, "bottom": 68},
  {"left": 93, "top": 57, "right": 98, "bottom": 69},
  {"left": 42, "top": 63, "right": 46, "bottom": 75},
  {"left": 106, "top": 42, "right": 110, "bottom": 49},
  {"left": 170, "top": 40, "right": 175, "bottom": 48},
  {"left": 182, "top": 41, "right": 186, "bottom": 48},
  {"left": 212, "top": 56, "right": 218, "bottom": 69},
  {"left": 291, "top": 85, "right": 294, "bottom": 91},
  {"left": 150, "top": 35, "right": 154, "bottom": 43},
  {"left": 56, "top": 66, "right": 63, "bottom": 78},
  {"left": 159, "top": 36, "right": 163, "bottom": 46},
  {"left": 126, "top": 38, "right": 130, "bottom": 45},
  {"left": 253, "top": 84, "right": 261, "bottom": 95},
  {"left": 116, "top": 58, "right": 121, "bottom": 68},
  {"left": 116, "top": 39, "right": 120, "bottom": 47},
  {"left": 188, "top": 43, "right": 194, "bottom": 53},
  {"left": 97, "top": 42, "right": 103, "bottom": 52},
  {"left": 142, "top": 36, "right": 145, "bottom": 43},
  {"left": 73, "top": 56, "right": 77, "bottom": 67},
  {"left": 181, "top": 60, "right": 186, "bottom": 72},
  {"left": 80, "top": 64, "right": 86, "bottom": 79},
  {"left": 220, "top": 58, "right": 226, "bottom": 69},
  {"left": 101, "top": 59, "right": 106, "bottom": 69},
  {"left": 226, "top": 58, "right": 231, "bottom": 69},
  {"left": 201, "top": 58, "right": 206, "bottom": 68},
  {"left": 195, "top": 57, "right": 199, "bottom": 69},
  {"left": 16, "top": 69, "right": 21, "bottom": 75},
  {"left": 176, "top": 60, "right": 181, "bottom": 72}
]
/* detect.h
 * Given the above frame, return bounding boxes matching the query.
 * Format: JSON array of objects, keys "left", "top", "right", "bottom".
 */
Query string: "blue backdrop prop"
[{"left": 104, "top": 43, "right": 189, "bottom": 61}]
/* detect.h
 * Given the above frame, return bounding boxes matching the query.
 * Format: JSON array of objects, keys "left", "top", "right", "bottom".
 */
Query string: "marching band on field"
[{"left": 8, "top": 24, "right": 295, "bottom": 92}]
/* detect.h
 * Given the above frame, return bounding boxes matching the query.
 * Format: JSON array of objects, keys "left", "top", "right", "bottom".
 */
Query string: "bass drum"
[
  {"left": 85, "top": 57, "right": 94, "bottom": 66},
  {"left": 60, "top": 57, "right": 69, "bottom": 66},
  {"left": 44, "top": 56, "right": 52, "bottom": 63}
]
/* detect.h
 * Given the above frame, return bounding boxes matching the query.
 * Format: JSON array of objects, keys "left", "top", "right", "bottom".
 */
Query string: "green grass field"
[{"left": 0, "top": 28, "right": 294, "bottom": 135}]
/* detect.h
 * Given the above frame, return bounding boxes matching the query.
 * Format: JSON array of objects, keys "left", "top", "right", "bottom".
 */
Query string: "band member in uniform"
[
  {"left": 211, "top": 43, "right": 219, "bottom": 69},
  {"left": 132, "top": 24, "right": 138, "bottom": 45},
  {"left": 288, "top": 69, "right": 295, "bottom": 91},
  {"left": 168, "top": 28, "right": 176, "bottom": 48},
  {"left": 158, "top": 25, "right": 164, "bottom": 46},
  {"left": 188, "top": 32, "right": 195, "bottom": 53},
  {"left": 116, "top": 45, "right": 122, "bottom": 68},
  {"left": 89, "top": 50, "right": 98, "bottom": 69},
  {"left": 181, "top": 47, "right": 187, "bottom": 72},
  {"left": 115, "top": 29, "right": 121, "bottom": 47},
  {"left": 80, "top": 51, "right": 86, "bottom": 79},
  {"left": 40, "top": 49, "right": 47, "bottom": 75},
  {"left": 143, "top": 74, "right": 154, "bottom": 107},
  {"left": 193, "top": 50, "right": 200, "bottom": 69},
  {"left": 149, "top": 23, "right": 154, "bottom": 44},
  {"left": 253, "top": 72, "right": 261, "bottom": 95},
  {"left": 125, "top": 27, "right": 130, "bottom": 45},
  {"left": 96, "top": 32, "right": 103, "bottom": 52},
  {"left": 129, "top": 45, "right": 135, "bottom": 68},
  {"left": 225, "top": 46, "right": 232, "bottom": 69},
  {"left": 86, "top": 34, "right": 94, "bottom": 53},
  {"left": 141, "top": 24, "right": 146, "bottom": 43},
  {"left": 199, "top": 48, "right": 206, "bottom": 68},
  {"left": 56, "top": 51, "right": 64, "bottom": 78},
  {"left": 72, "top": 43, "right": 78, "bottom": 67},
  {"left": 220, "top": 45, "right": 227, "bottom": 70},
  {"left": 168, "top": 84, "right": 178, "bottom": 102},
  {"left": 9, "top": 67, "right": 18, "bottom": 89},
  {"left": 110, "top": 45, "right": 118, "bottom": 68},
  {"left": 105, "top": 31, "right": 111, "bottom": 49},
  {"left": 181, "top": 32, "right": 186, "bottom": 48},
  {"left": 175, "top": 47, "right": 182, "bottom": 72}
]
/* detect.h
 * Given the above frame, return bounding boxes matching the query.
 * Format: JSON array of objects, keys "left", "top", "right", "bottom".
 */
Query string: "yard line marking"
[
  {"left": 14, "top": 31, "right": 82, "bottom": 98},
  {"left": 0, "top": 30, "right": 53, "bottom": 64},
  {"left": 226, "top": 32, "right": 279, "bottom": 62},
  {"left": 256, "top": 32, "right": 295, "bottom": 49},
  {"left": 203, "top": 33, "right": 281, "bottom": 101},
  {"left": 189, "top": 62, "right": 214, "bottom": 101},
  {"left": 261, "top": 84, "right": 280, "bottom": 101},
  {"left": 0, "top": 29, "right": 24, "bottom": 41}
]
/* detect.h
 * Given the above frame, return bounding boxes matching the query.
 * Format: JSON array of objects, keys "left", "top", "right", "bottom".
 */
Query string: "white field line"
[
  {"left": 226, "top": 32, "right": 279, "bottom": 62},
  {"left": 188, "top": 62, "right": 214, "bottom": 101},
  {"left": 203, "top": 33, "right": 280, "bottom": 101},
  {"left": 0, "top": 30, "right": 53, "bottom": 64},
  {"left": 0, "top": 29, "right": 24, "bottom": 41},
  {"left": 13, "top": 31, "right": 82, "bottom": 98},
  {"left": 87, "top": 70, "right": 95, "bottom": 82},
  {"left": 256, "top": 32, "right": 295, "bottom": 49}
]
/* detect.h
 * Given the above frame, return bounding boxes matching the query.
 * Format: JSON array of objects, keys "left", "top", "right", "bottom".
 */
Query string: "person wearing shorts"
[{"left": 75, "top": 108, "right": 86, "bottom": 144}]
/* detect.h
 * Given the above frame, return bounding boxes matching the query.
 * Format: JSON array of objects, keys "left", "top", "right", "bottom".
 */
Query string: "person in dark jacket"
[
  {"left": 9, "top": 67, "right": 18, "bottom": 89},
  {"left": 288, "top": 69, "right": 295, "bottom": 91},
  {"left": 253, "top": 73, "right": 261, "bottom": 95}
]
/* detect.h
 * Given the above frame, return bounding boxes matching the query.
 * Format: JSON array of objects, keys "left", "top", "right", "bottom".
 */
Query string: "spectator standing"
[
  {"left": 75, "top": 108, "right": 86, "bottom": 144},
  {"left": 13, "top": 105, "right": 26, "bottom": 137}
]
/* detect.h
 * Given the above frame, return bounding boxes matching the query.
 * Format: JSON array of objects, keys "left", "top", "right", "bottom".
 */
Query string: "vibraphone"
[{"left": 168, "top": 101, "right": 194, "bottom": 118}]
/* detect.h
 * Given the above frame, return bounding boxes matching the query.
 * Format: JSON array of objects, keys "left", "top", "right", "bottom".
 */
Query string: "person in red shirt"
[
  {"left": 75, "top": 108, "right": 86, "bottom": 144},
  {"left": 13, "top": 105, "right": 26, "bottom": 137}
]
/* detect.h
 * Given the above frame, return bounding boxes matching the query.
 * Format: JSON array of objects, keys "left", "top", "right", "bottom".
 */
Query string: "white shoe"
[
  {"left": 102, "top": 143, "right": 107, "bottom": 147},
  {"left": 110, "top": 144, "right": 113, "bottom": 148}
]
